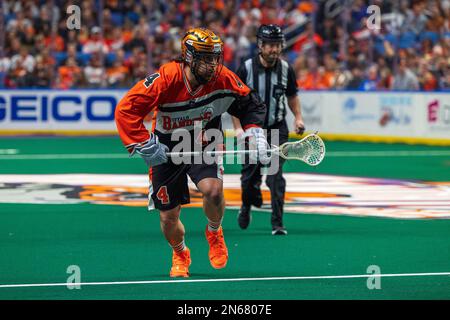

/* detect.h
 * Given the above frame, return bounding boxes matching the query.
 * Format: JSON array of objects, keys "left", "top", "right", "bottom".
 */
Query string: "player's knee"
[
  {"left": 160, "top": 215, "right": 179, "bottom": 229},
  {"left": 159, "top": 207, "right": 181, "bottom": 228},
  {"left": 203, "top": 186, "right": 224, "bottom": 206}
]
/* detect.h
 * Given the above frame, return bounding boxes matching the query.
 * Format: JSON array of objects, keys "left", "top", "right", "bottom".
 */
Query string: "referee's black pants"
[{"left": 240, "top": 120, "right": 289, "bottom": 228}]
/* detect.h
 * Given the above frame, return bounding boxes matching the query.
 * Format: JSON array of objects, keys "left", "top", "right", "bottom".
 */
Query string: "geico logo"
[{"left": 0, "top": 95, "right": 117, "bottom": 121}]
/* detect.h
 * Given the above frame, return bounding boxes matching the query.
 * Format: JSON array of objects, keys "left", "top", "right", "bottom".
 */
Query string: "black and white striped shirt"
[{"left": 236, "top": 56, "right": 298, "bottom": 127}]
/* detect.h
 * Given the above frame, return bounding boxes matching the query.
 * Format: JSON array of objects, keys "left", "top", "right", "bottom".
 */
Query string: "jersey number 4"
[
  {"left": 156, "top": 186, "right": 170, "bottom": 204},
  {"left": 143, "top": 73, "right": 160, "bottom": 88}
]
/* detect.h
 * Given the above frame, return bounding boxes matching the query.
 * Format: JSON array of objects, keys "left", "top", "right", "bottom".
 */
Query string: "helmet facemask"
[{"left": 189, "top": 50, "right": 224, "bottom": 85}]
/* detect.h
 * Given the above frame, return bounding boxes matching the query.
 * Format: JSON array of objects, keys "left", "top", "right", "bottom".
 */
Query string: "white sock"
[
  {"left": 170, "top": 239, "right": 186, "bottom": 253},
  {"left": 207, "top": 218, "right": 223, "bottom": 233}
]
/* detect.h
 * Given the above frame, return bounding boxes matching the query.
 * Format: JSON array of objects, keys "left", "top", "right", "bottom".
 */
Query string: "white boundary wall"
[
  {"left": 224, "top": 91, "right": 450, "bottom": 140},
  {"left": 1, "top": 90, "right": 449, "bottom": 140}
]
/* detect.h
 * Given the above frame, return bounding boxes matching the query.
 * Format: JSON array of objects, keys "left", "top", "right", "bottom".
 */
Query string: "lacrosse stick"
[{"left": 166, "top": 133, "right": 326, "bottom": 166}]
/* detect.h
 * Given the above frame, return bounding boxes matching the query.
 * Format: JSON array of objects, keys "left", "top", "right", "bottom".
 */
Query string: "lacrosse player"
[{"left": 115, "top": 28, "right": 269, "bottom": 277}]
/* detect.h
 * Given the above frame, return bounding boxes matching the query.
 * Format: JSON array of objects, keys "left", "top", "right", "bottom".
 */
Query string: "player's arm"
[
  {"left": 115, "top": 80, "right": 153, "bottom": 152},
  {"left": 226, "top": 71, "right": 269, "bottom": 163},
  {"left": 228, "top": 89, "right": 266, "bottom": 129},
  {"left": 230, "top": 64, "right": 248, "bottom": 137},
  {"left": 115, "top": 73, "right": 168, "bottom": 167},
  {"left": 229, "top": 90, "right": 270, "bottom": 164},
  {"left": 231, "top": 115, "right": 244, "bottom": 138}
]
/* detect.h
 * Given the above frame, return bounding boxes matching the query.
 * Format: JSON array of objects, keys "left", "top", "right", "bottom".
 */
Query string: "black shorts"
[{"left": 148, "top": 161, "right": 224, "bottom": 211}]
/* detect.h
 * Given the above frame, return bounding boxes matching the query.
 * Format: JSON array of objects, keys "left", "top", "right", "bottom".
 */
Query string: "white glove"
[
  {"left": 243, "top": 127, "right": 271, "bottom": 165},
  {"left": 132, "top": 133, "right": 169, "bottom": 167}
]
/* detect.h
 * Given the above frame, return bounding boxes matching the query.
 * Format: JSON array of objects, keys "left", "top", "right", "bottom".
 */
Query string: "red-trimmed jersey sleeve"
[{"left": 115, "top": 72, "right": 166, "bottom": 153}]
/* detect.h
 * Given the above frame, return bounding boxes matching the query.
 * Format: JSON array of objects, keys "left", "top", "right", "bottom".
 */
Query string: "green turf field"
[{"left": 0, "top": 136, "right": 449, "bottom": 299}]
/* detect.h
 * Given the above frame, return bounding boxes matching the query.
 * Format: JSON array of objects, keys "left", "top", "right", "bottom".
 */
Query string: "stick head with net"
[{"left": 276, "top": 133, "right": 325, "bottom": 166}]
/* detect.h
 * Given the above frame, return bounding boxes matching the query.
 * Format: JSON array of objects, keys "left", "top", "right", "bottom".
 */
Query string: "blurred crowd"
[{"left": 0, "top": 0, "right": 449, "bottom": 91}]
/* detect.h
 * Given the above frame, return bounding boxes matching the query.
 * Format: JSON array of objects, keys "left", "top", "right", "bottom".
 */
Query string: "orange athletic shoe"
[
  {"left": 205, "top": 226, "right": 228, "bottom": 269},
  {"left": 170, "top": 247, "right": 191, "bottom": 278}
]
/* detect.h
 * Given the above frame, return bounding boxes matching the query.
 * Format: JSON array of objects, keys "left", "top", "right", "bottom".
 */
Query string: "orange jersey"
[{"left": 115, "top": 61, "right": 265, "bottom": 153}]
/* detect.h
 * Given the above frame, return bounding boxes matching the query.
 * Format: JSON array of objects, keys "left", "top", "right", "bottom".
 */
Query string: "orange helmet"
[{"left": 181, "top": 28, "right": 224, "bottom": 65}]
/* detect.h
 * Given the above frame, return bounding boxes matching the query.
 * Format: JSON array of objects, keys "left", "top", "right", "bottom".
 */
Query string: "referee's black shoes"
[
  {"left": 272, "top": 226, "right": 288, "bottom": 235},
  {"left": 237, "top": 205, "right": 251, "bottom": 229}
]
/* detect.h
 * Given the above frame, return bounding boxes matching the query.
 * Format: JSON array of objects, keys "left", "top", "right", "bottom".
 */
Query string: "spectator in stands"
[
  {"left": 440, "top": 72, "right": 450, "bottom": 90},
  {"left": 421, "top": 39, "right": 434, "bottom": 61},
  {"left": 436, "top": 57, "right": 449, "bottom": 89},
  {"left": 1, "top": 0, "right": 449, "bottom": 91},
  {"left": 392, "top": 58, "right": 420, "bottom": 90},
  {"left": 123, "top": 46, "right": 147, "bottom": 76},
  {"left": 33, "top": 56, "right": 53, "bottom": 88},
  {"left": 293, "top": 22, "right": 324, "bottom": 55},
  {"left": 131, "top": 56, "right": 148, "bottom": 84},
  {"left": 82, "top": 26, "right": 109, "bottom": 54},
  {"left": 318, "top": 18, "right": 339, "bottom": 55},
  {"left": 402, "top": 0, "right": 428, "bottom": 35},
  {"left": 124, "top": 27, "right": 148, "bottom": 53},
  {"left": 377, "top": 67, "right": 394, "bottom": 90},
  {"left": 0, "top": 57, "right": 11, "bottom": 88},
  {"left": 418, "top": 60, "right": 439, "bottom": 91},
  {"left": 77, "top": 26, "right": 90, "bottom": 48},
  {"left": 101, "top": 9, "right": 114, "bottom": 37},
  {"left": 424, "top": 0, "right": 445, "bottom": 33},
  {"left": 6, "top": 10, "right": 33, "bottom": 33},
  {"left": 34, "top": 6, "right": 51, "bottom": 34},
  {"left": 57, "top": 57, "right": 82, "bottom": 89},
  {"left": 62, "top": 43, "right": 84, "bottom": 67},
  {"left": 107, "top": 59, "right": 130, "bottom": 88},
  {"left": 40, "top": 48, "right": 55, "bottom": 67},
  {"left": 350, "top": 0, "right": 368, "bottom": 33},
  {"left": 106, "top": 27, "right": 125, "bottom": 52},
  {"left": 346, "top": 66, "right": 364, "bottom": 90},
  {"left": 42, "top": 24, "right": 65, "bottom": 53},
  {"left": 65, "top": 30, "right": 83, "bottom": 52},
  {"left": 361, "top": 65, "right": 379, "bottom": 91},
  {"left": 333, "top": 63, "right": 353, "bottom": 90},
  {"left": 297, "top": 56, "right": 329, "bottom": 90},
  {"left": 293, "top": 54, "right": 307, "bottom": 76},
  {"left": 320, "top": 53, "right": 336, "bottom": 88},
  {"left": 9, "top": 46, "right": 35, "bottom": 88},
  {"left": 422, "top": 70, "right": 439, "bottom": 91},
  {"left": 81, "top": 1, "right": 98, "bottom": 31},
  {"left": 84, "top": 54, "right": 106, "bottom": 88}
]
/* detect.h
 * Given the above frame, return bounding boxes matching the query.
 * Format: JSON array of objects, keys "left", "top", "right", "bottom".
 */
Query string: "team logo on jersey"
[
  {"left": 160, "top": 107, "right": 213, "bottom": 131},
  {"left": 201, "top": 107, "right": 214, "bottom": 125}
]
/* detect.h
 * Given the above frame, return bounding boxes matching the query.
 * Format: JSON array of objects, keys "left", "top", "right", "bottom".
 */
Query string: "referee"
[{"left": 232, "top": 24, "right": 305, "bottom": 235}]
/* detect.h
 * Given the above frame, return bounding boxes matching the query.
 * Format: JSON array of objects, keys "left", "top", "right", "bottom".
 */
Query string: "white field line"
[
  {"left": 0, "top": 149, "right": 19, "bottom": 155},
  {"left": 0, "top": 272, "right": 449, "bottom": 289},
  {"left": 325, "top": 150, "right": 450, "bottom": 157},
  {"left": 0, "top": 154, "right": 129, "bottom": 160},
  {"left": 0, "top": 150, "right": 450, "bottom": 160}
]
